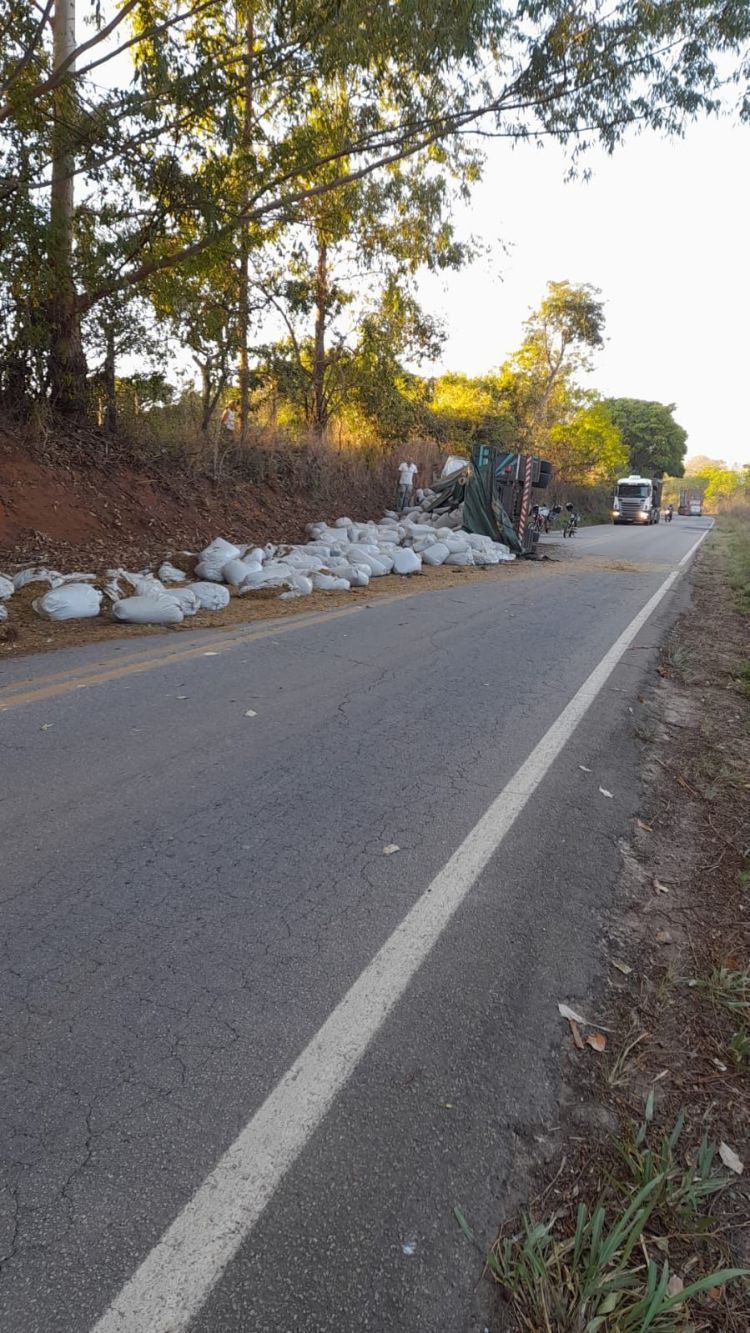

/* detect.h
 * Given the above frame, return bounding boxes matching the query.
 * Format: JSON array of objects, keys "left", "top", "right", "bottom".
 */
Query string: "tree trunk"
[
  {"left": 48, "top": 0, "right": 88, "bottom": 415},
  {"left": 311, "top": 240, "right": 328, "bottom": 438},
  {"left": 237, "top": 6, "right": 254, "bottom": 446},
  {"left": 199, "top": 357, "right": 213, "bottom": 433},
  {"left": 103, "top": 322, "right": 116, "bottom": 433}
]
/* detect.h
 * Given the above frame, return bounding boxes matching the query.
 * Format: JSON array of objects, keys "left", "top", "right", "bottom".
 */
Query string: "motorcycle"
[{"left": 562, "top": 505, "right": 579, "bottom": 538}]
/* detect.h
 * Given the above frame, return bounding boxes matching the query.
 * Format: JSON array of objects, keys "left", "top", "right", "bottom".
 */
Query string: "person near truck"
[
  {"left": 397, "top": 460, "right": 418, "bottom": 512},
  {"left": 220, "top": 399, "right": 238, "bottom": 437}
]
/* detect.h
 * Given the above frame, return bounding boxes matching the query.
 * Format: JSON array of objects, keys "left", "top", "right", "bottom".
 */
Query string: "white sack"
[
  {"left": 14, "top": 567, "right": 61, "bottom": 591},
  {"left": 330, "top": 563, "right": 370, "bottom": 587},
  {"left": 0, "top": 574, "right": 14, "bottom": 599},
  {"left": 133, "top": 576, "right": 166, "bottom": 597},
  {"left": 444, "top": 549, "right": 475, "bottom": 566},
  {"left": 164, "top": 586, "right": 200, "bottom": 615},
  {"left": 313, "top": 573, "right": 351, "bottom": 592},
  {"left": 412, "top": 535, "right": 437, "bottom": 553},
  {"left": 34, "top": 583, "right": 102, "bottom": 621},
  {"left": 196, "top": 536, "right": 242, "bottom": 581},
  {"left": 201, "top": 536, "right": 240, "bottom": 562},
  {"left": 158, "top": 562, "right": 187, "bottom": 583},
  {"left": 392, "top": 548, "right": 422, "bottom": 575},
  {"left": 347, "top": 551, "right": 388, "bottom": 576},
  {"left": 189, "top": 582, "right": 231, "bottom": 610},
  {"left": 422, "top": 542, "right": 450, "bottom": 566},
  {"left": 113, "top": 594, "right": 184, "bottom": 625},
  {"left": 222, "top": 557, "right": 261, "bottom": 587},
  {"left": 279, "top": 574, "right": 314, "bottom": 600},
  {"left": 102, "top": 578, "right": 124, "bottom": 603}
]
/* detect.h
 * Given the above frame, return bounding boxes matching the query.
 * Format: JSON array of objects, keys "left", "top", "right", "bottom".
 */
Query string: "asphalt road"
[{"left": 0, "top": 517, "right": 711, "bottom": 1333}]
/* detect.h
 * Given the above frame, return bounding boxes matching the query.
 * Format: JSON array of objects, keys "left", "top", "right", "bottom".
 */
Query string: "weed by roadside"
[{"left": 472, "top": 522, "right": 750, "bottom": 1331}]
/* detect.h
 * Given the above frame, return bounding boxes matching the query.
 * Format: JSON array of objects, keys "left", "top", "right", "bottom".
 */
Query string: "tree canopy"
[
  {"left": 2, "top": 0, "right": 750, "bottom": 416},
  {"left": 602, "top": 399, "right": 688, "bottom": 478}
]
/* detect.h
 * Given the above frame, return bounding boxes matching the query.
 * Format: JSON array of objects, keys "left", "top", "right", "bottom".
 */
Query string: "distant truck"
[
  {"left": 612, "top": 475, "right": 662, "bottom": 525},
  {"left": 678, "top": 490, "right": 703, "bottom": 516}
]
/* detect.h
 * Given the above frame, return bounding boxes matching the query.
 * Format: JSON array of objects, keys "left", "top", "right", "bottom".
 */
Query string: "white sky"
[{"left": 416, "top": 116, "right": 750, "bottom": 466}]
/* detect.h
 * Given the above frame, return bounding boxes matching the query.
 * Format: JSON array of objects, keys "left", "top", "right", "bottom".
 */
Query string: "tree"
[
  {"left": 512, "top": 281, "right": 605, "bottom": 450},
  {"left": 685, "top": 454, "right": 726, "bottom": 475},
  {"left": 4, "top": 1, "right": 750, "bottom": 420},
  {"left": 549, "top": 398, "right": 627, "bottom": 483},
  {"left": 426, "top": 372, "right": 515, "bottom": 449},
  {"left": 251, "top": 114, "right": 473, "bottom": 439},
  {"left": 602, "top": 399, "right": 688, "bottom": 477}
]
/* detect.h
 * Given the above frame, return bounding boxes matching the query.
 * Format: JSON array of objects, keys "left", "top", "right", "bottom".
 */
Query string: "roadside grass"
[
  {"left": 723, "top": 512, "right": 750, "bottom": 615},
  {"left": 696, "top": 966, "right": 750, "bottom": 1015},
  {"left": 486, "top": 1113, "right": 747, "bottom": 1333},
  {"left": 469, "top": 527, "right": 750, "bottom": 1332},
  {"left": 484, "top": 1110, "right": 749, "bottom": 1333},
  {"left": 694, "top": 967, "right": 750, "bottom": 1072}
]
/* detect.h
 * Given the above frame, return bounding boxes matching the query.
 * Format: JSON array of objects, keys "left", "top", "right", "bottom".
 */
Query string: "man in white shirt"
[
  {"left": 220, "top": 400, "right": 237, "bottom": 436},
  {"left": 397, "top": 460, "right": 418, "bottom": 512}
]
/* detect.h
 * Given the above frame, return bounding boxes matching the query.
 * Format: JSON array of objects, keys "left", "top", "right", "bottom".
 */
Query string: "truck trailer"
[
  {"left": 612, "top": 475, "right": 662, "bottom": 525},
  {"left": 678, "top": 490, "right": 703, "bottom": 516}
]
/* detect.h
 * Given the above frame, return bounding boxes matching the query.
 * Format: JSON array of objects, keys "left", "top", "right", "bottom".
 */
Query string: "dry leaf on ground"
[
  {"left": 599, "top": 787, "right": 613, "bottom": 799},
  {"left": 586, "top": 1033, "right": 607, "bottom": 1053},
  {"left": 558, "top": 1002, "right": 587, "bottom": 1025},
  {"left": 569, "top": 1020, "right": 585, "bottom": 1050},
  {"left": 719, "top": 1142, "right": 744, "bottom": 1174},
  {"left": 666, "top": 1275, "right": 684, "bottom": 1297},
  {"left": 611, "top": 960, "right": 632, "bottom": 975},
  {"left": 655, "top": 930, "right": 672, "bottom": 945},
  {"left": 653, "top": 878, "right": 669, "bottom": 894},
  {"left": 383, "top": 844, "right": 400, "bottom": 855}
]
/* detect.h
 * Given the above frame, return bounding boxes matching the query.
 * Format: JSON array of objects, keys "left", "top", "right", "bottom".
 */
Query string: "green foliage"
[
  {"left": 603, "top": 399, "right": 688, "bottom": 478},
  {"left": 4, "top": 1, "right": 750, "bottom": 418},
  {"left": 488, "top": 1114, "right": 749, "bottom": 1332},
  {"left": 549, "top": 399, "right": 628, "bottom": 484},
  {"left": 426, "top": 372, "right": 515, "bottom": 449},
  {"left": 491, "top": 1174, "right": 747, "bottom": 1332}
]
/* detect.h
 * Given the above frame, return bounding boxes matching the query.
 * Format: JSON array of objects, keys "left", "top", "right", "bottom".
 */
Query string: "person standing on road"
[{"left": 397, "top": 459, "right": 418, "bottom": 513}]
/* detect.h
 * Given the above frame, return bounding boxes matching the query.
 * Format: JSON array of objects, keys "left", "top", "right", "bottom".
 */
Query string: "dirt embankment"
[{"left": 0, "top": 432, "right": 395, "bottom": 572}]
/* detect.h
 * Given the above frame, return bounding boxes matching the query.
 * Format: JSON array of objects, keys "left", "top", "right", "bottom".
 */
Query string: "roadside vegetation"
[
  {"left": 470, "top": 519, "right": 750, "bottom": 1331},
  {"left": 4, "top": 1, "right": 749, "bottom": 521}
]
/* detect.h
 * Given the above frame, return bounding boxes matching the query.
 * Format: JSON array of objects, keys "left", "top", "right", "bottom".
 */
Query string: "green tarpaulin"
[{"left": 423, "top": 462, "right": 523, "bottom": 555}]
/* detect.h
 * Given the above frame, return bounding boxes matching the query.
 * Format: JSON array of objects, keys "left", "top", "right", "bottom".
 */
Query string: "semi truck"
[
  {"left": 678, "top": 489, "right": 703, "bottom": 516},
  {"left": 612, "top": 475, "right": 662, "bottom": 525}
]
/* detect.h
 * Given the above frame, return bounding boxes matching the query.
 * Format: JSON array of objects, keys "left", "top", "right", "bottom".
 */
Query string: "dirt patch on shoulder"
[
  {"left": 1, "top": 559, "right": 538, "bottom": 659},
  {"left": 485, "top": 526, "right": 750, "bottom": 1330}
]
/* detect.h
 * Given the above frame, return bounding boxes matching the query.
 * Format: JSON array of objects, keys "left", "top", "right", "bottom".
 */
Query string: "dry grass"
[{"left": 479, "top": 523, "right": 750, "bottom": 1331}]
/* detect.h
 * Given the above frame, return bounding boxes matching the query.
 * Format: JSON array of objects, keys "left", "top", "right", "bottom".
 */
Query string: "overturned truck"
[{"left": 423, "top": 447, "right": 553, "bottom": 555}]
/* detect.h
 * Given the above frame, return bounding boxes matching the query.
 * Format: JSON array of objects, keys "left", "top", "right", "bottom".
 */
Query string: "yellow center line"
[{"left": 0, "top": 602, "right": 372, "bottom": 711}]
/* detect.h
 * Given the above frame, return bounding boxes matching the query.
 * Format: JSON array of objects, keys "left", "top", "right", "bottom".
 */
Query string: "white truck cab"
[{"left": 612, "top": 475, "right": 662, "bottom": 525}]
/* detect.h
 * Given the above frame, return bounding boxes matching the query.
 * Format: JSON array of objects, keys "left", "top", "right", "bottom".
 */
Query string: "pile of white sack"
[{"left": 0, "top": 499, "right": 514, "bottom": 626}]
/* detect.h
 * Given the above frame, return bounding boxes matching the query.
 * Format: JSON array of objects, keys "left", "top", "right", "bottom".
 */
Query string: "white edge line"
[
  {"left": 91, "top": 527, "right": 709, "bottom": 1333},
  {"left": 678, "top": 519, "right": 713, "bottom": 565}
]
